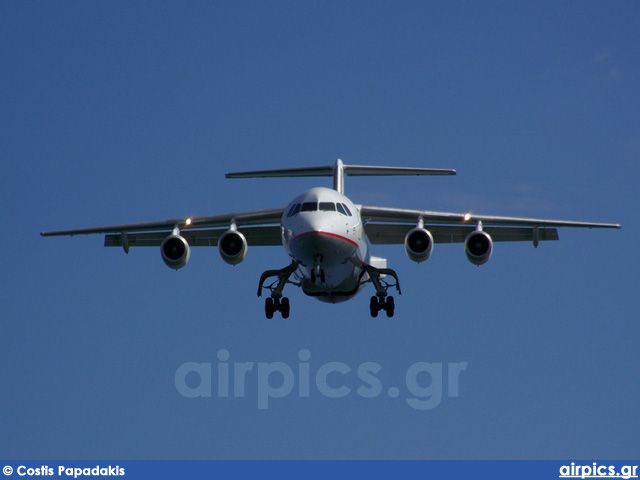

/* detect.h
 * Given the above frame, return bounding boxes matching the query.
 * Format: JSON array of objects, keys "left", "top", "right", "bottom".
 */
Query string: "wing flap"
[
  {"left": 105, "top": 226, "right": 283, "bottom": 248},
  {"left": 365, "top": 223, "right": 558, "bottom": 245}
]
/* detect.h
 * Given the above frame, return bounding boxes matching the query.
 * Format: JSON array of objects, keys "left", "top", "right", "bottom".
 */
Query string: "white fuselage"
[{"left": 281, "top": 187, "right": 370, "bottom": 303}]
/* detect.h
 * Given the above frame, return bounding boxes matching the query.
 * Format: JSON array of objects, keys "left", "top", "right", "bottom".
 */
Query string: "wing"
[
  {"left": 41, "top": 207, "right": 286, "bottom": 247},
  {"left": 360, "top": 205, "right": 620, "bottom": 245}
]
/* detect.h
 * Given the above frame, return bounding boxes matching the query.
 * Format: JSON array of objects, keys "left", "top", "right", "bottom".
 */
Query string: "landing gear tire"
[
  {"left": 385, "top": 296, "right": 395, "bottom": 318},
  {"left": 311, "top": 267, "right": 325, "bottom": 284},
  {"left": 369, "top": 296, "right": 379, "bottom": 318},
  {"left": 265, "top": 297, "right": 275, "bottom": 319},
  {"left": 369, "top": 296, "right": 395, "bottom": 318},
  {"left": 281, "top": 297, "right": 290, "bottom": 319},
  {"left": 265, "top": 296, "right": 290, "bottom": 318}
]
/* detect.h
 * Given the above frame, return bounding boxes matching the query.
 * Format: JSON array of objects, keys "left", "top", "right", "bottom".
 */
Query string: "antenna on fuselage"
[{"left": 226, "top": 159, "right": 456, "bottom": 194}]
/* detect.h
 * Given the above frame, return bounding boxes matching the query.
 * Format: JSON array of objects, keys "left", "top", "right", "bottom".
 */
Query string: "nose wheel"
[
  {"left": 311, "top": 255, "right": 325, "bottom": 283},
  {"left": 310, "top": 266, "right": 326, "bottom": 283}
]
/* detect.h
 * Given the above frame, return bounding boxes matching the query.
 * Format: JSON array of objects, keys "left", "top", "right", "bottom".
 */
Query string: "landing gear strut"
[
  {"left": 310, "top": 255, "right": 325, "bottom": 284},
  {"left": 258, "top": 262, "right": 298, "bottom": 319}
]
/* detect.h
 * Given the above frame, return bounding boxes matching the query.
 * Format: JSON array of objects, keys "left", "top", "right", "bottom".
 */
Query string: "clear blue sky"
[{"left": 1, "top": 1, "right": 638, "bottom": 459}]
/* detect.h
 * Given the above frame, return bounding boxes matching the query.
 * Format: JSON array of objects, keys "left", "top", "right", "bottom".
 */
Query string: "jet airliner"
[{"left": 41, "top": 160, "right": 620, "bottom": 318}]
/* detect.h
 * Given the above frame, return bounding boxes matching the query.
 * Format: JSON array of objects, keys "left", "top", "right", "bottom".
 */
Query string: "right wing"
[
  {"left": 104, "top": 226, "right": 282, "bottom": 248},
  {"left": 41, "top": 207, "right": 286, "bottom": 248}
]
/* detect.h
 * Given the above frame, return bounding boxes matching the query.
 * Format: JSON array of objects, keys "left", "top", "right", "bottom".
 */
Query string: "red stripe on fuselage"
[
  {"left": 287, "top": 230, "right": 364, "bottom": 263},
  {"left": 286, "top": 230, "right": 359, "bottom": 248}
]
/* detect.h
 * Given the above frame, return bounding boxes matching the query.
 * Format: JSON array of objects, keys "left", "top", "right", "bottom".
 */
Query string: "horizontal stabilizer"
[
  {"left": 226, "top": 165, "right": 456, "bottom": 178},
  {"left": 226, "top": 159, "right": 455, "bottom": 194},
  {"left": 342, "top": 165, "right": 456, "bottom": 176},
  {"left": 226, "top": 165, "right": 335, "bottom": 179}
]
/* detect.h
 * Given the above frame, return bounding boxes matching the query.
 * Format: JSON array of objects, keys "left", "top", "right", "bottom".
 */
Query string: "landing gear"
[
  {"left": 363, "top": 264, "right": 401, "bottom": 318},
  {"left": 310, "top": 255, "right": 325, "bottom": 284},
  {"left": 258, "top": 262, "right": 298, "bottom": 319},
  {"left": 310, "top": 266, "right": 325, "bottom": 284},
  {"left": 385, "top": 295, "right": 394, "bottom": 317},
  {"left": 265, "top": 296, "right": 290, "bottom": 319},
  {"left": 265, "top": 297, "right": 274, "bottom": 319},
  {"left": 369, "top": 295, "right": 395, "bottom": 318},
  {"left": 369, "top": 296, "right": 379, "bottom": 317}
]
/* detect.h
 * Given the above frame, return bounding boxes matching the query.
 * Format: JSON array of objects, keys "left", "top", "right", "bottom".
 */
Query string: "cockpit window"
[
  {"left": 287, "top": 203, "right": 301, "bottom": 217},
  {"left": 319, "top": 202, "right": 336, "bottom": 212},
  {"left": 291, "top": 201, "right": 351, "bottom": 215}
]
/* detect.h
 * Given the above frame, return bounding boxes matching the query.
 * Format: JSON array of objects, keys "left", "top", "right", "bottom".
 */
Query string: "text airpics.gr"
[{"left": 175, "top": 350, "right": 467, "bottom": 410}]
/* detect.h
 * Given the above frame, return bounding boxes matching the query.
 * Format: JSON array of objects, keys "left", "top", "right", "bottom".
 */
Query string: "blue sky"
[{"left": 1, "top": 2, "right": 638, "bottom": 459}]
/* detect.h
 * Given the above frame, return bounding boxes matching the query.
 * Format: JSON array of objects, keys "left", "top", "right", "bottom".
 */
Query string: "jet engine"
[
  {"left": 464, "top": 230, "right": 493, "bottom": 265},
  {"left": 218, "top": 229, "right": 248, "bottom": 265},
  {"left": 404, "top": 227, "right": 434, "bottom": 263},
  {"left": 161, "top": 234, "right": 190, "bottom": 270}
]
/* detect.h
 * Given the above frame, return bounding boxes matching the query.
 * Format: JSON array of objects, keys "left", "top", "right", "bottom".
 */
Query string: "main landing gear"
[
  {"left": 363, "top": 264, "right": 401, "bottom": 318},
  {"left": 265, "top": 297, "right": 290, "bottom": 319},
  {"left": 370, "top": 295, "right": 395, "bottom": 318},
  {"left": 257, "top": 261, "right": 402, "bottom": 319},
  {"left": 257, "top": 262, "right": 298, "bottom": 319}
]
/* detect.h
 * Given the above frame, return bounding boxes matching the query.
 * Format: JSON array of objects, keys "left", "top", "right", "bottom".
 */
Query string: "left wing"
[
  {"left": 360, "top": 205, "right": 620, "bottom": 245},
  {"left": 365, "top": 223, "right": 559, "bottom": 244}
]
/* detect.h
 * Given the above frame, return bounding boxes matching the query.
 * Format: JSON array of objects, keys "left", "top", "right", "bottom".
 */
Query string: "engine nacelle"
[
  {"left": 218, "top": 229, "right": 248, "bottom": 265},
  {"left": 464, "top": 230, "right": 493, "bottom": 266},
  {"left": 404, "top": 227, "right": 434, "bottom": 263},
  {"left": 161, "top": 234, "right": 190, "bottom": 270}
]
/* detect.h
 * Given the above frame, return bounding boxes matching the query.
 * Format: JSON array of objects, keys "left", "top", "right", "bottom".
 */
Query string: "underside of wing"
[
  {"left": 361, "top": 205, "right": 618, "bottom": 266},
  {"left": 365, "top": 223, "right": 559, "bottom": 244},
  {"left": 104, "top": 226, "right": 282, "bottom": 248}
]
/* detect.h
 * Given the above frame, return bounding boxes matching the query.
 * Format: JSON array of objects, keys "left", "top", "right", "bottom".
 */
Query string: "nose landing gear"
[
  {"left": 310, "top": 255, "right": 325, "bottom": 283},
  {"left": 310, "top": 265, "right": 326, "bottom": 283}
]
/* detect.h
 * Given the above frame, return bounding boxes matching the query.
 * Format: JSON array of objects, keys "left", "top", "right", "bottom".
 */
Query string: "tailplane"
[{"left": 226, "top": 159, "right": 456, "bottom": 194}]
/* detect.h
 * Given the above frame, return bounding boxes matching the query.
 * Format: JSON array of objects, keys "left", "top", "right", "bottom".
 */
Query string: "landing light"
[
  {"left": 463, "top": 213, "right": 471, "bottom": 221},
  {"left": 185, "top": 218, "right": 192, "bottom": 226}
]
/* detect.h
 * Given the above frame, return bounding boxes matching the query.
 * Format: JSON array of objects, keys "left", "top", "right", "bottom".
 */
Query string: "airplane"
[{"left": 41, "top": 159, "right": 620, "bottom": 318}]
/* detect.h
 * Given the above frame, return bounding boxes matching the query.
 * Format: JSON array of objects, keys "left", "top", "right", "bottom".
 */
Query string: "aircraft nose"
[{"left": 296, "top": 212, "right": 323, "bottom": 233}]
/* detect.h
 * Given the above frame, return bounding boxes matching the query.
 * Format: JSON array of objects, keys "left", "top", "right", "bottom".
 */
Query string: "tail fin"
[{"left": 226, "top": 159, "right": 456, "bottom": 194}]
